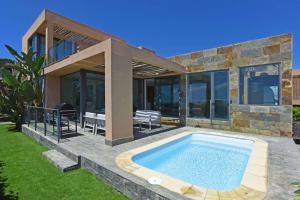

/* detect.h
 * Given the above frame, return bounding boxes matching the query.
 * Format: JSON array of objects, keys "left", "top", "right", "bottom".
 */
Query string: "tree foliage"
[
  {"left": 0, "top": 45, "right": 44, "bottom": 130},
  {"left": 291, "top": 181, "right": 300, "bottom": 200},
  {"left": 293, "top": 107, "right": 300, "bottom": 121}
]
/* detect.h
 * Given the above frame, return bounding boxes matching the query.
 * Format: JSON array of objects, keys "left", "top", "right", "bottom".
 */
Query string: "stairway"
[{"left": 43, "top": 149, "right": 79, "bottom": 172}]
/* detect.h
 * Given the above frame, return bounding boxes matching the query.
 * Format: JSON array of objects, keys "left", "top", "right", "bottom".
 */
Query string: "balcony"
[
  {"left": 48, "top": 39, "right": 76, "bottom": 65},
  {"left": 46, "top": 25, "right": 99, "bottom": 66}
]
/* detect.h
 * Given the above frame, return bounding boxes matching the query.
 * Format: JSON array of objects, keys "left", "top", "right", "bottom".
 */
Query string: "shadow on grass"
[
  {"left": 0, "top": 161, "right": 18, "bottom": 200},
  {"left": 4, "top": 124, "right": 19, "bottom": 133}
]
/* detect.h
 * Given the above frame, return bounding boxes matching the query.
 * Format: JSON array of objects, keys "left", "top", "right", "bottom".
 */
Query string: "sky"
[{"left": 0, "top": 0, "right": 299, "bottom": 68}]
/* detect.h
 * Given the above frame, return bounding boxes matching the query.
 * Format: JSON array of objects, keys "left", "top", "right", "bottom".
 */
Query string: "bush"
[
  {"left": 293, "top": 107, "right": 300, "bottom": 121},
  {"left": 291, "top": 181, "right": 300, "bottom": 199}
]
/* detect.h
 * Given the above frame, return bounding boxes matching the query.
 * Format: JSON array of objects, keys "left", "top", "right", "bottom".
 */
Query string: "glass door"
[
  {"left": 212, "top": 70, "right": 229, "bottom": 120},
  {"left": 154, "top": 76, "right": 180, "bottom": 117},
  {"left": 85, "top": 72, "right": 105, "bottom": 114},
  {"left": 188, "top": 72, "right": 211, "bottom": 118},
  {"left": 188, "top": 70, "right": 229, "bottom": 120}
]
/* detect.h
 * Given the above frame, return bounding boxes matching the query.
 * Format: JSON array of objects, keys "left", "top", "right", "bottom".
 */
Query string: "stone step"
[{"left": 43, "top": 149, "right": 79, "bottom": 172}]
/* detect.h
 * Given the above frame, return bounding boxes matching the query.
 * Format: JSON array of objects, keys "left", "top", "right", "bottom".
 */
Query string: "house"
[{"left": 22, "top": 9, "right": 293, "bottom": 146}]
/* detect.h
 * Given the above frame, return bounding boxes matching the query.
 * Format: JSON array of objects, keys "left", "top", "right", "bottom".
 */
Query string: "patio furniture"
[
  {"left": 83, "top": 112, "right": 96, "bottom": 133},
  {"left": 95, "top": 114, "right": 106, "bottom": 134},
  {"left": 134, "top": 110, "right": 161, "bottom": 130},
  {"left": 46, "top": 103, "right": 78, "bottom": 135}
]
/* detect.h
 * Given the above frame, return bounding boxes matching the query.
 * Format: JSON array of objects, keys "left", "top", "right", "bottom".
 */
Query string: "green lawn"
[{"left": 0, "top": 124, "right": 128, "bottom": 200}]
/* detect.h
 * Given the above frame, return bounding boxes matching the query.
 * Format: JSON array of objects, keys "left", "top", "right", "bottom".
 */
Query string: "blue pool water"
[{"left": 133, "top": 134, "right": 254, "bottom": 191}]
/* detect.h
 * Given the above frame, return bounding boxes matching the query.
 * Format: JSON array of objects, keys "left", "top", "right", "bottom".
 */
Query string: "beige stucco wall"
[{"left": 45, "top": 75, "right": 60, "bottom": 108}]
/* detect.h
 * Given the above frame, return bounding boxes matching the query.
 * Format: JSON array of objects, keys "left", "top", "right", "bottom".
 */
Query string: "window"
[
  {"left": 188, "top": 70, "right": 229, "bottom": 119},
  {"left": 61, "top": 72, "right": 81, "bottom": 113},
  {"left": 86, "top": 72, "right": 105, "bottom": 114},
  {"left": 188, "top": 72, "right": 211, "bottom": 118},
  {"left": 239, "top": 64, "right": 280, "bottom": 105},
  {"left": 133, "top": 79, "right": 143, "bottom": 112},
  {"left": 29, "top": 34, "right": 45, "bottom": 56},
  {"left": 154, "top": 76, "right": 180, "bottom": 117}
]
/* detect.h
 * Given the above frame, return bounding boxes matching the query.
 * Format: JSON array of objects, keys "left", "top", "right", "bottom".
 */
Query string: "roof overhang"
[
  {"left": 22, "top": 9, "right": 124, "bottom": 52},
  {"left": 44, "top": 39, "right": 186, "bottom": 78}
]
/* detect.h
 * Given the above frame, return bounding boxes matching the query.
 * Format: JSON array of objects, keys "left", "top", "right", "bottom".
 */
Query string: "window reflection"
[
  {"left": 188, "top": 72, "right": 211, "bottom": 118},
  {"left": 86, "top": 72, "right": 105, "bottom": 114},
  {"left": 29, "top": 34, "right": 45, "bottom": 56},
  {"left": 154, "top": 76, "right": 180, "bottom": 117},
  {"left": 133, "top": 79, "right": 143, "bottom": 112},
  {"left": 239, "top": 64, "right": 280, "bottom": 105},
  {"left": 60, "top": 72, "right": 81, "bottom": 113}
]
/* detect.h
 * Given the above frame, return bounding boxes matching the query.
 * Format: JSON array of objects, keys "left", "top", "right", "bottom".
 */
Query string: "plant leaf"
[
  {"left": 295, "top": 189, "right": 300, "bottom": 194},
  {"left": 2, "top": 69, "right": 18, "bottom": 88},
  {"left": 20, "top": 80, "right": 34, "bottom": 102},
  {"left": 5, "top": 45, "right": 22, "bottom": 61}
]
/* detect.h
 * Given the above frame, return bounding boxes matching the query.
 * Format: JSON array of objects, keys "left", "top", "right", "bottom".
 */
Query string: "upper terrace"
[{"left": 22, "top": 10, "right": 185, "bottom": 78}]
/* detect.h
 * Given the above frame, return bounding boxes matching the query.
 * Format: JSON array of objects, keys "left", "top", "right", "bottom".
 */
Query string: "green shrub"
[
  {"left": 291, "top": 181, "right": 300, "bottom": 200},
  {"left": 293, "top": 107, "right": 300, "bottom": 121}
]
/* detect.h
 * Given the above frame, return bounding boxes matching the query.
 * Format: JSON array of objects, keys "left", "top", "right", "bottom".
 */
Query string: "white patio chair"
[
  {"left": 95, "top": 114, "right": 105, "bottom": 134},
  {"left": 83, "top": 112, "right": 96, "bottom": 133}
]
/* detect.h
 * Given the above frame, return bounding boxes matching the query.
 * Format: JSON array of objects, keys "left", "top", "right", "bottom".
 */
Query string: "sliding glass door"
[
  {"left": 60, "top": 71, "right": 105, "bottom": 125},
  {"left": 85, "top": 72, "right": 105, "bottom": 114},
  {"left": 188, "top": 70, "right": 229, "bottom": 120},
  {"left": 213, "top": 70, "right": 229, "bottom": 119},
  {"left": 60, "top": 72, "right": 81, "bottom": 113},
  {"left": 188, "top": 72, "right": 211, "bottom": 118},
  {"left": 153, "top": 76, "right": 180, "bottom": 117}
]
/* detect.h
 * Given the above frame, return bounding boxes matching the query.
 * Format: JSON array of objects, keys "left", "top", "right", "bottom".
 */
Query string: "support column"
[
  {"left": 105, "top": 39, "right": 133, "bottom": 146},
  {"left": 45, "top": 21, "right": 53, "bottom": 64}
]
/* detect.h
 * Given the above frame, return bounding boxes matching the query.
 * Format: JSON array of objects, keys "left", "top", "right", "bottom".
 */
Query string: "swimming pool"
[
  {"left": 116, "top": 131, "right": 268, "bottom": 199},
  {"left": 133, "top": 134, "right": 254, "bottom": 191}
]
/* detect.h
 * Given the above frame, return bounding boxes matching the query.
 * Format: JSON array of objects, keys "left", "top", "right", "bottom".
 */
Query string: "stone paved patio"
[{"left": 22, "top": 124, "right": 300, "bottom": 200}]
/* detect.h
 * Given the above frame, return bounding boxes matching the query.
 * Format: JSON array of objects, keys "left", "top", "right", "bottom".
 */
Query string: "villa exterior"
[{"left": 22, "top": 10, "right": 293, "bottom": 146}]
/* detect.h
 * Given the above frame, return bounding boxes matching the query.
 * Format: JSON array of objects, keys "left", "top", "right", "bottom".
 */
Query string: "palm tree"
[{"left": 0, "top": 45, "right": 44, "bottom": 130}]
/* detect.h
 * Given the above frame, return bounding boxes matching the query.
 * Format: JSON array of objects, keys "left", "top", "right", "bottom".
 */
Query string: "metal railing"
[{"left": 26, "top": 106, "right": 78, "bottom": 143}]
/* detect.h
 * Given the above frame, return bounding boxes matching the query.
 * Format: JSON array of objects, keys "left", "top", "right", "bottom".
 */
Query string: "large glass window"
[
  {"left": 213, "top": 71, "right": 229, "bottom": 119},
  {"left": 154, "top": 76, "right": 180, "bottom": 117},
  {"left": 133, "top": 79, "right": 143, "bottom": 112},
  {"left": 29, "top": 34, "right": 45, "bottom": 56},
  {"left": 51, "top": 39, "right": 75, "bottom": 62},
  {"left": 188, "top": 72, "right": 211, "bottom": 118},
  {"left": 60, "top": 72, "right": 81, "bottom": 112},
  {"left": 188, "top": 70, "right": 229, "bottom": 119},
  {"left": 239, "top": 64, "right": 280, "bottom": 105},
  {"left": 86, "top": 72, "right": 105, "bottom": 114}
]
